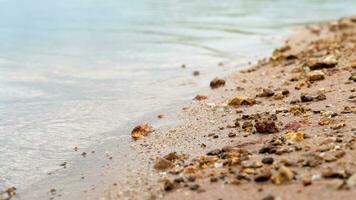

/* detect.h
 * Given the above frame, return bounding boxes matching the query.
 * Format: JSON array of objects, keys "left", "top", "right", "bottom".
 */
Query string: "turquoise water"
[{"left": 0, "top": 0, "right": 355, "bottom": 190}]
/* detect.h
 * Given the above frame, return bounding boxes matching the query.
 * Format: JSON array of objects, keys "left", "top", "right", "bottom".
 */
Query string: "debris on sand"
[
  {"left": 131, "top": 124, "right": 152, "bottom": 140},
  {"left": 152, "top": 16, "right": 356, "bottom": 197},
  {"left": 210, "top": 78, "right": 225, "bottom": 89}
]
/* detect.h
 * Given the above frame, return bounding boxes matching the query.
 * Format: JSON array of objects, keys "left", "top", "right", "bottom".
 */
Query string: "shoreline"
[{"left": 3, "top": 16, "right": 356, "bottom": 200}]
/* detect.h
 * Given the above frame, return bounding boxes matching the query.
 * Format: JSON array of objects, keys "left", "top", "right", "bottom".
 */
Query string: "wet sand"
[{"left": 3, "top": 16, "right": 356, "bottom": 200}]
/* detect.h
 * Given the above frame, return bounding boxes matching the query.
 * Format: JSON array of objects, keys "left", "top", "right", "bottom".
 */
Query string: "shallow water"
[{"left": 0, "top": 0, "right": 355, "bottom": 190}]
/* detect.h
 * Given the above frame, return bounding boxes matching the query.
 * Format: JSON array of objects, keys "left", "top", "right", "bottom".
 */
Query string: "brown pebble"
[
  {"left": 261, "top": 157, "right": 274, "bottom": 164},
  {"left": 228, "top": 132, "right": 236, "bottom": 138},
  {"left": 210, "top": 78, "right": 226, "bottom": 89}
]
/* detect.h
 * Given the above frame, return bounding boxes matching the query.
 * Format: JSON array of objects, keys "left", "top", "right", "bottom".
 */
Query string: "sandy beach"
[{"left": 3, "top": 16, "right": 356, "bottom": 200}]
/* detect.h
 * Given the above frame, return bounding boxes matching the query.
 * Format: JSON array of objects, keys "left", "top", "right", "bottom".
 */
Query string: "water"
[{"left": 0, "top": 0, "right": 355, "bottom": 190}]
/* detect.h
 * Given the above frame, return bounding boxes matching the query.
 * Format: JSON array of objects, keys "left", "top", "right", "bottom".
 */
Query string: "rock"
[
  {"left": 272, "top": 45, "right": 291, "bottom": 60},
  {"left": 301, "top": 95, "right": 314, "bottom": 102},
  {"left": 254, "top": 168, "right": 272, "bottom": 182},
  {"left": 307, "top": 55, "right": 338, "bottom": 70},
  {"left": 228, "top": 132, "right": 236, "bottom": 137},
  {"left": 281, "top": 89, "right": 290, "bottom": 96},
  {"left": 161, "top": 178, "right": 175, "bottom": 191},
  {"left": 302, "top": 177, "right": 312, "bottom": 186},
  {"left": 242, "top": 121, "right": 254, "bottom": 131},
  {"left": 210, "top": 78, "right": 226, "bottom": 89},
  {"left": 207, "top": 149, "right": 222, "bottom": 156},
  {"left": 347, "top": 174, "right": 356, "bottom": 188},
  {"left": 189, "top": 184, "right": 200, "bottom": 191},
  {"left": 319, "top": 111, "right": 337, "bottom": 125},
  {"left": 154, "top": 157, "right": 173, "bottom": 170},
  {"left": 321, "top": 167, "right": 347, "bottom": 179},
  {"left": 285, "top": 131, "right": 304, "bottom": 142},
  {"left": 1, "top": 187, "right": 16, "bottom": 199},
  {"left": 164, "top": 152, "right": 180, "bottom": 161},
  {"left": 184, "top": 165, "right": 197, "bottom": 174},
  {"left": 315, "top": 93, "right": 326, "bottom": 101},
  {"left": 332, "top": 122, "right": 346, "bottom": 130},
  {"left": 284, "top": 121, "right": 301, "bottom": 131},
  {"left": 307, "top": 70, "right": 325, "bottom": 81},
  {"left": 261, "top": 195, "right": 275, "bottom": 200},
  {"left": 257, "top": 88, "right": 275, "bottom": 97},
  {"left": 289, "top": 105, "right": 305, "bottom": 115},
  {"left": 193, "top": 70, "right": 200, "bottom": 76},
  {"left": 228, "top": 96, "right": 256, "bottom": 106},
  {"left": 173, "top": 177, "right": 185, "bottom": 183},
  {"left": 261, "top": 157, "right": 274, "bottom": 165},
  {"left": 194, "top": 95, "right": 208, "bottom": 101},
  {"left": 349, "top": 72, "right": 356, "bottom": 82},
  {"left": 271, "top": 166, "right": 294, "bottom": 185},
  {"left": 242, "top": 160, "right": 263, "bottom": 168},
  {"left": 131, "top": 124, "right": 152, "bottom": 140},
  {"left": 327, "top": 179, "right": 344, "bottom": 190},
  {"left": 254, "top": 118, "right": 279, "bottom": 134}
]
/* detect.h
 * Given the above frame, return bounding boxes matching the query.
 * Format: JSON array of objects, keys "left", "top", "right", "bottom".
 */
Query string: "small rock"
[
  {"left": 261, "top": 195, "right": 275, "bottom": 200},
  {"left": 327, "top": 179, "right": 344, "bottom": 190},
  {"left": 261, "top": 157, "right": 274, "bottom": 165},
  {"left": 229, "top": 96, "right": 256, "bottom": 106},
  {"left": 207, "top": 149, "right": 222, "bottom": 156},
  {"left": 307, "top": 70, "right": 325, "bottom": 81},
  {"left": 164, "top": 152, "right": 180, "bottom": 161},
  {"left": 254, "top": 118, "right": 279, "bottom": 134},
  {"left": 194, "top": 95, "right": 208, "bottom": 101},
  {"left": 161, "top": 178, "right": 175, "bottom": 191},
  {"left": 349, "top": 72, "right": 356, "bottom": 82},
  {"left": 271, "top": 166, "right": 294, "bottom": 185},
  {"left": 193, "top": 70, "right": 200, "bottom": 76},
  {"left": 254, "top": 168, "right": 272, "bottom": 182},
  {"left": 257, "top": 89, "right": 275, "bottom": 97},
  {"left": 302, "top": 177, "right": 312, "bottom": 186},
  {"left": 285, "top": 131, "right": 304, "bottom": 142},
  {"left": 242, "top": 161, "right": 263, "bottom": 168},
  {"left": 242, "top": 121, "right": 254, "bottom": 131},
  {"left": 301, "top": 95, "right": 314, "bottom": 102},
  {"left": 210, "top": 78, "right": 225, "bottom": 89},
  {"left": 173, "top": 177, "right": 185, "bottom": 183},
  {"left": 284, "top": 121, "right": 301, "bottom": 131},
  {"left": 228, "top": 132, "right": 236, "bottom": 138},
  {"left": 347, "top": 174, "right": 356, "bottom": 188},
  {"left": 154, "top": 157, "right": 173, "bottom": 170},
  {"left": 315, "top": 93, "right": 327, "bottom": 101},
  {"left": 189, "top": 184, "right": 200, "bottom": 191},
  {"left": 131, "top": 124, "right": 152, "bottom": 140},
  {"left": 307, "top": 55, "right": 338, "bottom": 70}
]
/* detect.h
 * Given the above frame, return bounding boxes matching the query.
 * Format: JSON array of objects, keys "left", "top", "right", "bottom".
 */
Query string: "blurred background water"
[{"left": 0, "top": 0, "right": 355, "bottom": 190}]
